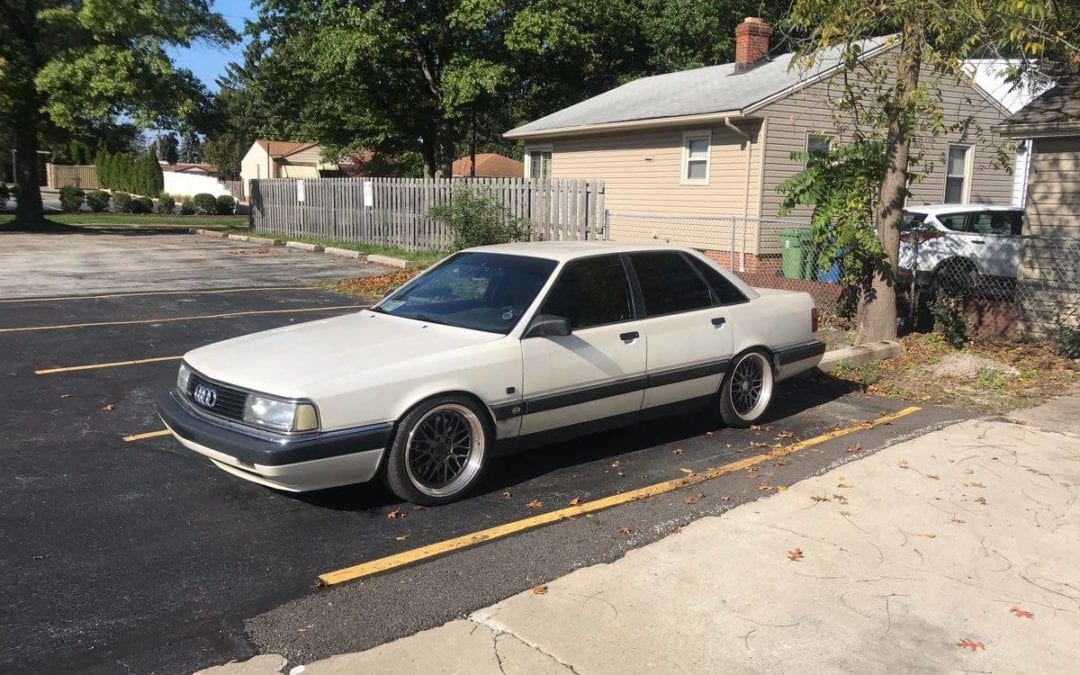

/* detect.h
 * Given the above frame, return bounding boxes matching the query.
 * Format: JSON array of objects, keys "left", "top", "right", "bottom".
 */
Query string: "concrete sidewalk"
[{"left": 206, "top": 395, "right": 1080, "bottom": 674}]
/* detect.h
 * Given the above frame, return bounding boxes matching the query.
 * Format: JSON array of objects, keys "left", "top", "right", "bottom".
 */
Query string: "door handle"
[
  {"left": 711, "top": 317, "right": 726, "bottom": 327},
  {"left": 619, "top": 331, "right": 639, "bottom": 342}
]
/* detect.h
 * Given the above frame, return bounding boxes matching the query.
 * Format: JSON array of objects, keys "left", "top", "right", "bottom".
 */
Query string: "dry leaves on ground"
[
  {"left": 501, "top": 491, "right": 512, "bottom": 498},
  {"left": 1010, "top": 606, "right": 1034, "bottom": 619},
  {"left": 386, "top": 508, "right": 405, "bottom": 519},
  {"left": 684, "top": 493, "right": 705, "bottom": 505},
  {"left": 526, "top": 499, "right": 543, "bottom": 509},
  {"left": 811, "top": 495, "right": 830, "bottom": 503},
  {"left": 672, "top": 448, "right": 685, "bottom": 456},
  {"left": 844, "top": 444, "right": 862, "bottom": 454},
  {"left": 787, "top": 548, "right": 804, "bottom": 562},
  {"left": 975, "top": 496, "right": 988, "bottom": 505},
  {"left": 957, "top": 639, "right": 986, "bottom": 651},
  {"left": 532, "top": 585, "right": 548, "bottom": 595},
  {"left": 569, "top": 496, "right": 583, "bottom": 506},
  {"left": 333, "top": 268, "right": 419, "bottom": 299},
  {"left": 617, "top": 527, "right": 632, "bottom": 535},
  {"left": 395, "top": 534, "right": 409, "bottom": 542},
  {"left": 102, "top": 403, "right": 115, "bottom": 411}
]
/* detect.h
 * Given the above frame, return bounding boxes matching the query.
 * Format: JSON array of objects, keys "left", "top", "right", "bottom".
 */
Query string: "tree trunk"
[
  {"left": 420, "top": 135, "right": 436, "bottom": 178},
  {"left": 857, "top": 17, "right": 923, "bottom": 344},
  {"left": 11, "top": 0, "right": 44, "bottom": 224}
]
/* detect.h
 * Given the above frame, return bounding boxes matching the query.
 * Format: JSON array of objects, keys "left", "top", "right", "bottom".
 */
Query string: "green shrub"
[
  {"left": 0, "top": 183, "right": 9, "bottom": 206},
  {"left": 931, "top": 295, "right": 968, "bottom": 349},
  {"left": 192, "top": 193, "right": 217, "bottom": 215},
  {"left": 86, "top": 190, "right": 110, "bottom": 213},
  {"left": 156, "top": 193, "right": 176, "bottom": 214},
  {"left": 113, "top": 192, "right": 133, "bottom": 213},
  {"left": 180, "top": 197, "right": 195, "bottom": 215},
  {"left": 428, "top": 187, "right": 529, "bottom": 250},
  {"left": 1050, "top": 316, "right": 1080, "bottom": 359},
  {"left": 214, "top": 194, "right": 236, "bottom": 215},
  {"left": 131, "top": 196, "right": 153, "bottom": 214},
  {"left": 59, "top": 185, "right": 85, "bottom": 212}
]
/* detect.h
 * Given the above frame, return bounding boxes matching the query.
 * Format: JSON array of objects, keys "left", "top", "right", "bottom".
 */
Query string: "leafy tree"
[
  {"left": 0, "top": 1, "right": 236, "bottom": 223},
  {"left": 202, "top": 54, "right": 264, "bottom": 180},
  {"left": 178, "top": 130, "right": 203, "bottom": 163},
  {"left": 787, "top": 0, "right": 1078, "bottom": 343},
  {"left": 155, "top": 133, "right": 180, "bottom": 164}
]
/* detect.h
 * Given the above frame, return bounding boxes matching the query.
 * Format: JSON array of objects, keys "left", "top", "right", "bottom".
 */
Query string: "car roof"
[
  {"left": 905, "top": 203, "right": 1021, "bottom": 216},
  {"left": 467, "top": 241, "right": 696, "bottom": 262}
]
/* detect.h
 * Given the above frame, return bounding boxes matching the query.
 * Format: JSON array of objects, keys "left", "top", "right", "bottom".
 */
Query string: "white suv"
[{"left": 898, "top": 204, "right": 1024, "bottom": 294}]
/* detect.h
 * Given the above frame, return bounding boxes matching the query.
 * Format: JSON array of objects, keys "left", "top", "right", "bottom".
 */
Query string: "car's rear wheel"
[
  {"left": 932, "top": 258, "right": 978, "bottom": 297},
  {"left": 718, "top": 350, "right": 774, "bottom": 427},
  {"left": 385, "top": 395, "right": 491, "bottom": 505}
]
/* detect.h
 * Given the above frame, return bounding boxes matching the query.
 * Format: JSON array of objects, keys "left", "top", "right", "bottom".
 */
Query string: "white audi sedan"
[{"left": 158, "top": 242, "right": 824, "bottom": 505}]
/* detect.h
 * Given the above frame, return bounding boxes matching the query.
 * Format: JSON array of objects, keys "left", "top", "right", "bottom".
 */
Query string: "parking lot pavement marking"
[
  {"left": 123, "top": 430, "right": 173, "bottom": 442},
  {"left": 36, "top": 356, "right": 182, "bottom": 375},
  {"left": 0, "top": 286, "right": 318, "bottom": 304},
  {"left": 317, "top": 406, "right": 922, "bottom": 586},
  {"left": 0, "top": 305, "right": 364, "bottom": 334}
]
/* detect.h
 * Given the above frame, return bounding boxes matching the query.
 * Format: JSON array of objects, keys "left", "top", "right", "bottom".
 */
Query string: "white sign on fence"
[
  {"left": 296, "top": 179, "right": 305, "bottom": 203},
  {"left": 363, "top": 180, "right": 373, "bottom": 208}
]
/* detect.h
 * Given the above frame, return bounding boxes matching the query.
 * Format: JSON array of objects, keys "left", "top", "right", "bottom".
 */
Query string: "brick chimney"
[{"left": 735, "top": 17, "right": 772, "bottom": 72}]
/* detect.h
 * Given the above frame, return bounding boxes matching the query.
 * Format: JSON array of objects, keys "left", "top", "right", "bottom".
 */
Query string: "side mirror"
[{"left": 524, "top": 314, "right": 572, "bottom": 338}]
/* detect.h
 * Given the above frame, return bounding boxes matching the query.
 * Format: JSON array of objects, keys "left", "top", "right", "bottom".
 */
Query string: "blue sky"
[{"left": 167, "top": 0, "right": 257, "bottom": 90}]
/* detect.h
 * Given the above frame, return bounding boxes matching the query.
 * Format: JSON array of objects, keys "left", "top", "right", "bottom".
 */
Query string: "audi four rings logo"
[{"left": 193, "top": 384, "right": 218, "bottom": 408}]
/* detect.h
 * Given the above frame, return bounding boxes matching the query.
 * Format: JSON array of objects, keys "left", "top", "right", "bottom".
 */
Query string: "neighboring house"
[
  {"left": 505, "top": 18, "right": 1016, "bottom": 267},
  {"left": 965, "top": 60, "right": 1054, "bottom": 206},
  {"left": 239, "top": 140, "right": 339, "bottom": 186},
  {"left": 451, "top": 153, "right": 524, "bottom": 178},
  {"left": 996, "top": 78, "right": 1080, "bottom": 333},
  {"left": 161, "top": 162, "right": 221, "bottom": 177}
]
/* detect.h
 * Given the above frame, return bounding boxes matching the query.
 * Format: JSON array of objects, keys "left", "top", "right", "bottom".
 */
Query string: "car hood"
[{"left": 183, "top": 310, "right": 505, "bottom": 397}]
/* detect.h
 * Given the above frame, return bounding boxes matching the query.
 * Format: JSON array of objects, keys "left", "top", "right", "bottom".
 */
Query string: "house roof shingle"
[
  {"left": 998, "top": 77, "right": 1080, "bottom": 136},
  {"left": 254, "top": 139, "right": 320, "bottom": 158},
  {"left": 451, "top": 153, "right": 524, "bottom": 177},
  {"left": 505, "top": 36, "right": 895, "bottom": 138}
]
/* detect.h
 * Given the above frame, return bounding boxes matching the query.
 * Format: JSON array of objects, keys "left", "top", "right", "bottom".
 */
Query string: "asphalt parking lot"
[{"left": 0, "top": 232, "right": 972, "bottom": 674}]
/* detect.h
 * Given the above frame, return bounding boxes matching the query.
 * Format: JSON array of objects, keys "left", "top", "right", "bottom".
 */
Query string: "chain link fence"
[{"left": 607, "top": 211, "right": 1080, "bottom": 341}]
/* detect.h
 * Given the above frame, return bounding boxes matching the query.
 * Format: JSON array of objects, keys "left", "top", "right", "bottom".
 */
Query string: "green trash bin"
[{"left": 778, "top": 228, "right": 813, "bottom": 280}]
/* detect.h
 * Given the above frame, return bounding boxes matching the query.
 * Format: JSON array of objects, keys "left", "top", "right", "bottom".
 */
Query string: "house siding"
[
  {"left": 546, "top": 121, "right": 764, "bottom": 252},
  {"left": 1017, "top": 136, "right": 1080, "bottom": 334},
  {"left": 755, "top": 55, "right": 1015, "bottom": 221}
]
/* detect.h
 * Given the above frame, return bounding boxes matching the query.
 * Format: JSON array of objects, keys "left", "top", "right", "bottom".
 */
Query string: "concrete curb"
[
  {"left": 368, "top": 254, "right": 416, "bottom": 270},
  {"left": 324, "top": 247, "right": 364, "bottom": 260},
  {"left": 226, "top": 234, "right": 250, "bottom": 243},
  {"left": 248, "top": 236, "right": 283, "bottom": 246},
  {"left": 286, "top": 241, "right": 323, "bottom": 253},
  {"left": 193, "top": 229, "right": 228, "bottom": 239},
  {"left": 817, "top": 340, "right": 901, "bottom": 373}
]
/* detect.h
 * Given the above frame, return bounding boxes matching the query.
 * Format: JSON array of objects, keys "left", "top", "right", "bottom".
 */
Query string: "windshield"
[{"left": 375, "top": 252, "right": 557, "bottom": 334}]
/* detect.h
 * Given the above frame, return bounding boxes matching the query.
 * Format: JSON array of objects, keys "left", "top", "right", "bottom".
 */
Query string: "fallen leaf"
[
  {"left": 844, "top": 443, "right": 862, "bottom": 454},
  {"left": 898, "top": 459, "right": 910, "bottom": 469},
  {"left": 502, "top": 491, "right": 512, "bottom": 498},
  {"left": 777, "top": 431, "right": 795, "bottom": 439},
  {"left": 705, "top": 431, "right": 714, "bottom": 436},
  {"left": 957, "top": 639, "right": 985, "bottom": 651},
  {"left": 811, "top": 495, "right": 831, "bottom": 503},
  {"left": 787, "top": 548, "right": 804, "bottom": 562},
  {"left": 975, "top": 496, "right": 988, "bottom": 505},
  {"left": 387, "top": 508, "right": 405, "bottom": 519},
  {"left": 752, "top": 442, "right": 771, "bottom": 448},
  {"left": 950, "top": 516, "right": 966, "bottom": 524},
  {"left": 395, "top": 533, "right": 410, "bottom": 542},
  {"left": 750, "top": 424, "right": 766, "bottom": 431},
  {"left": 757, "top": 483, "right": 774, "bottom": 491},
  {"left": 532, "top": 585, "right": 548, "bottom": 595},
  {"left": 927, "top": 474, "right": 941, "bottom": 480},
  {"left": 777, "top": 485, "right": 788, "bottom": 492},
  {"left": 764, "top": 471, "right": 776, "bottom": 477},
  {"left": 672, "top": 448, "right": 685, "bottom": 456},
  {"left": 772, "top": 460, "right": 791, "bottom": 467},
  {"left": 917, "top": 532, "right": 937, "bottom": 539},
  {"left": 569, "top": 496, "right": 583, "bottom": 506},
  {"left": 610, "top": 461, "right": 620, "bottom": 468},
  {"left": 412, "top": 505, "right": 426, "bottom": 510},
  {"left": 526, "top": 499, "right": 543, "bottom": 509},
  {"left": 833, "top": 494, "right": 849, "bottom": 505},
  {"left": 617, "top": 527, "right": 632, "bottom": 535},
  {"left": 721, "top": 496, "right": 733, "bottom": 502},
  {"left": 102, "top": 403, "right": 115, "bottom": 411},
  {"left": 963, "top": 482, "right": 986, "bottom": 488},
  {"left": 837, "top": 483, "right": 853, "bottom": 488},
  {"left": 679, "top": 468, "right": 695, "bottom": 476},
  {"left": 1010, "top": 606, "right": 1034, "bottom": 619},
  {"left": 60, "top": 394, "right": 71, "bottom": 399},
  {"left": 684, "top": 492, "right": 705, "bottom": 505}
]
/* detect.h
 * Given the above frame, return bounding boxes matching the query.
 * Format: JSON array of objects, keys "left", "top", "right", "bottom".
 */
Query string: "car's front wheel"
[
  {"left": 385, "top": 395, "right": 491, "bottom": 505},
  {"left": 718, "top": 349, "right": 774, "bottom": 427}
]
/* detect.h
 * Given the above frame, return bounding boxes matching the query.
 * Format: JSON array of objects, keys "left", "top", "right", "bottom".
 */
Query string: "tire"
[
  {"left": 718, "top": 349, "right": 775, "bottom": 428},
  {"left": 384, "top": 395, "right": 491, "bottom": 506}
]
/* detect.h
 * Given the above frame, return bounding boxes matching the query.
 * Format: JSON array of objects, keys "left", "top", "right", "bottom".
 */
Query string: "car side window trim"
[
  {"left": 681, "top": 252, "right": 750, "bottom": 307},
  {"left": 625, "top": 251, "right": 733, "bottom": 318},
  {"left": 525, "top": 253, "right": 640, "bottom": 334}
]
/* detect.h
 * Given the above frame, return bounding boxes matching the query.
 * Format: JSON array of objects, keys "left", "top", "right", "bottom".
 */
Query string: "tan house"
[
  {"left": 505, "top": 18, "right": 1015, "bottom": 267},
  {"left": 997, "top": 77, "right": 1080, "bottom": 332},
  {"left": 239, "top": 140, "right": 339, "bottom": 185},
  {"left": 451, "top": 153, "right": 524, "bottom": 178}
]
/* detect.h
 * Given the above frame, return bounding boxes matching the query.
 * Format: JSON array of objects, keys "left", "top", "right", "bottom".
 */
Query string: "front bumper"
[{"left": 157, "top": 391, "right": 392, "bottom": 492}]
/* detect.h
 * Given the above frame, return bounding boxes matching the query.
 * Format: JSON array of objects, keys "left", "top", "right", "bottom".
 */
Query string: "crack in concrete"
[{"left": 468, "top": 614, "right": 582, "bottom": 675}]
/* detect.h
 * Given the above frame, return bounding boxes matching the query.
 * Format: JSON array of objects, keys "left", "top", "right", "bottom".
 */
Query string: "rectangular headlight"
[
  {"left": 243, "top": 395, "right": 319, "bottom": 432},
  {"left": 176, "top": 363, "right": 191, "bottom": 393}
]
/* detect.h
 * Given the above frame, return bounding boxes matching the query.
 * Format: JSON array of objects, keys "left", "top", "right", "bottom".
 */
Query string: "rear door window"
[
  {"left": 970, "top": 212, "right": 1019, "bottom": 236},
  {"left": 687, "top": 256, "right": 748, "bottom": 305},
  {"left": 629, "top": 252, "right": 713, "bottom": 317},
  {"left": 936, "top": 213, "right": 970, "bottom": 232},
  {"left": 541, "top": 255, "right": 633, "bottom": 329}
]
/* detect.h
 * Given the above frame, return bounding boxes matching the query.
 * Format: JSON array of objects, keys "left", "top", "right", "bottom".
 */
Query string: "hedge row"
[{"left": 94, "top": 151, "right": 164, "bottom": 198}]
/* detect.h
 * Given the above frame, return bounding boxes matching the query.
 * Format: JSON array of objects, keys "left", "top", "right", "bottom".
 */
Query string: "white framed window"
[
  {"left": 806, "top": 132, "right": 832, "bottom": 155},
  {"left": 944, "top": 144, "right": 972, "bottom": 203},
  {"left": 681, "top": 131, "right": 711, "bottom": 184},
  {"left": 525, "top": 145, "right": 553, "bottom": 179}
]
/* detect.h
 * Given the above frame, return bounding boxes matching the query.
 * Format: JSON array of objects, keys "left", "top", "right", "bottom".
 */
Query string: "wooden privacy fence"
[
  {"left": 46, "top": 163, "right": 99, "bottom": 190},
  {"left": 249, "top": 177, "right": 606, "bottom": 251}
]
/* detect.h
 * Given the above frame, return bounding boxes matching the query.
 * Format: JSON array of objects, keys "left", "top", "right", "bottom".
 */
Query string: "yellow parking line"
[
  {"left": 36, "top": 355, "right": 182, "bottom": 375},
  {"left": 317, "top": 406, "right": 922, "bottom": 586},
  {"left": 0, "top": 286, "right": 318, "bottom": 304},
  {"left": 0, "top": 305, "right": 362, "bottom": 334},
  {"left": 123, "top": 430, "right": 172, "bottom": 442}
]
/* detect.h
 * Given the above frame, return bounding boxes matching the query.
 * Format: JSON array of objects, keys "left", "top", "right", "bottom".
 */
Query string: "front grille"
[{"left": 185, "top": 372, "right": 249, "bottom": 422}]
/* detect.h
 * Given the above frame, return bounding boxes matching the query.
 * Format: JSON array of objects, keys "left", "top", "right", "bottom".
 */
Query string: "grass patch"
[
  {"left": 2, "top": 213, "right": 247, "bottom": 228},
  {"left": 229, "top": 229, "right": 448, "bottom": 268}
]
